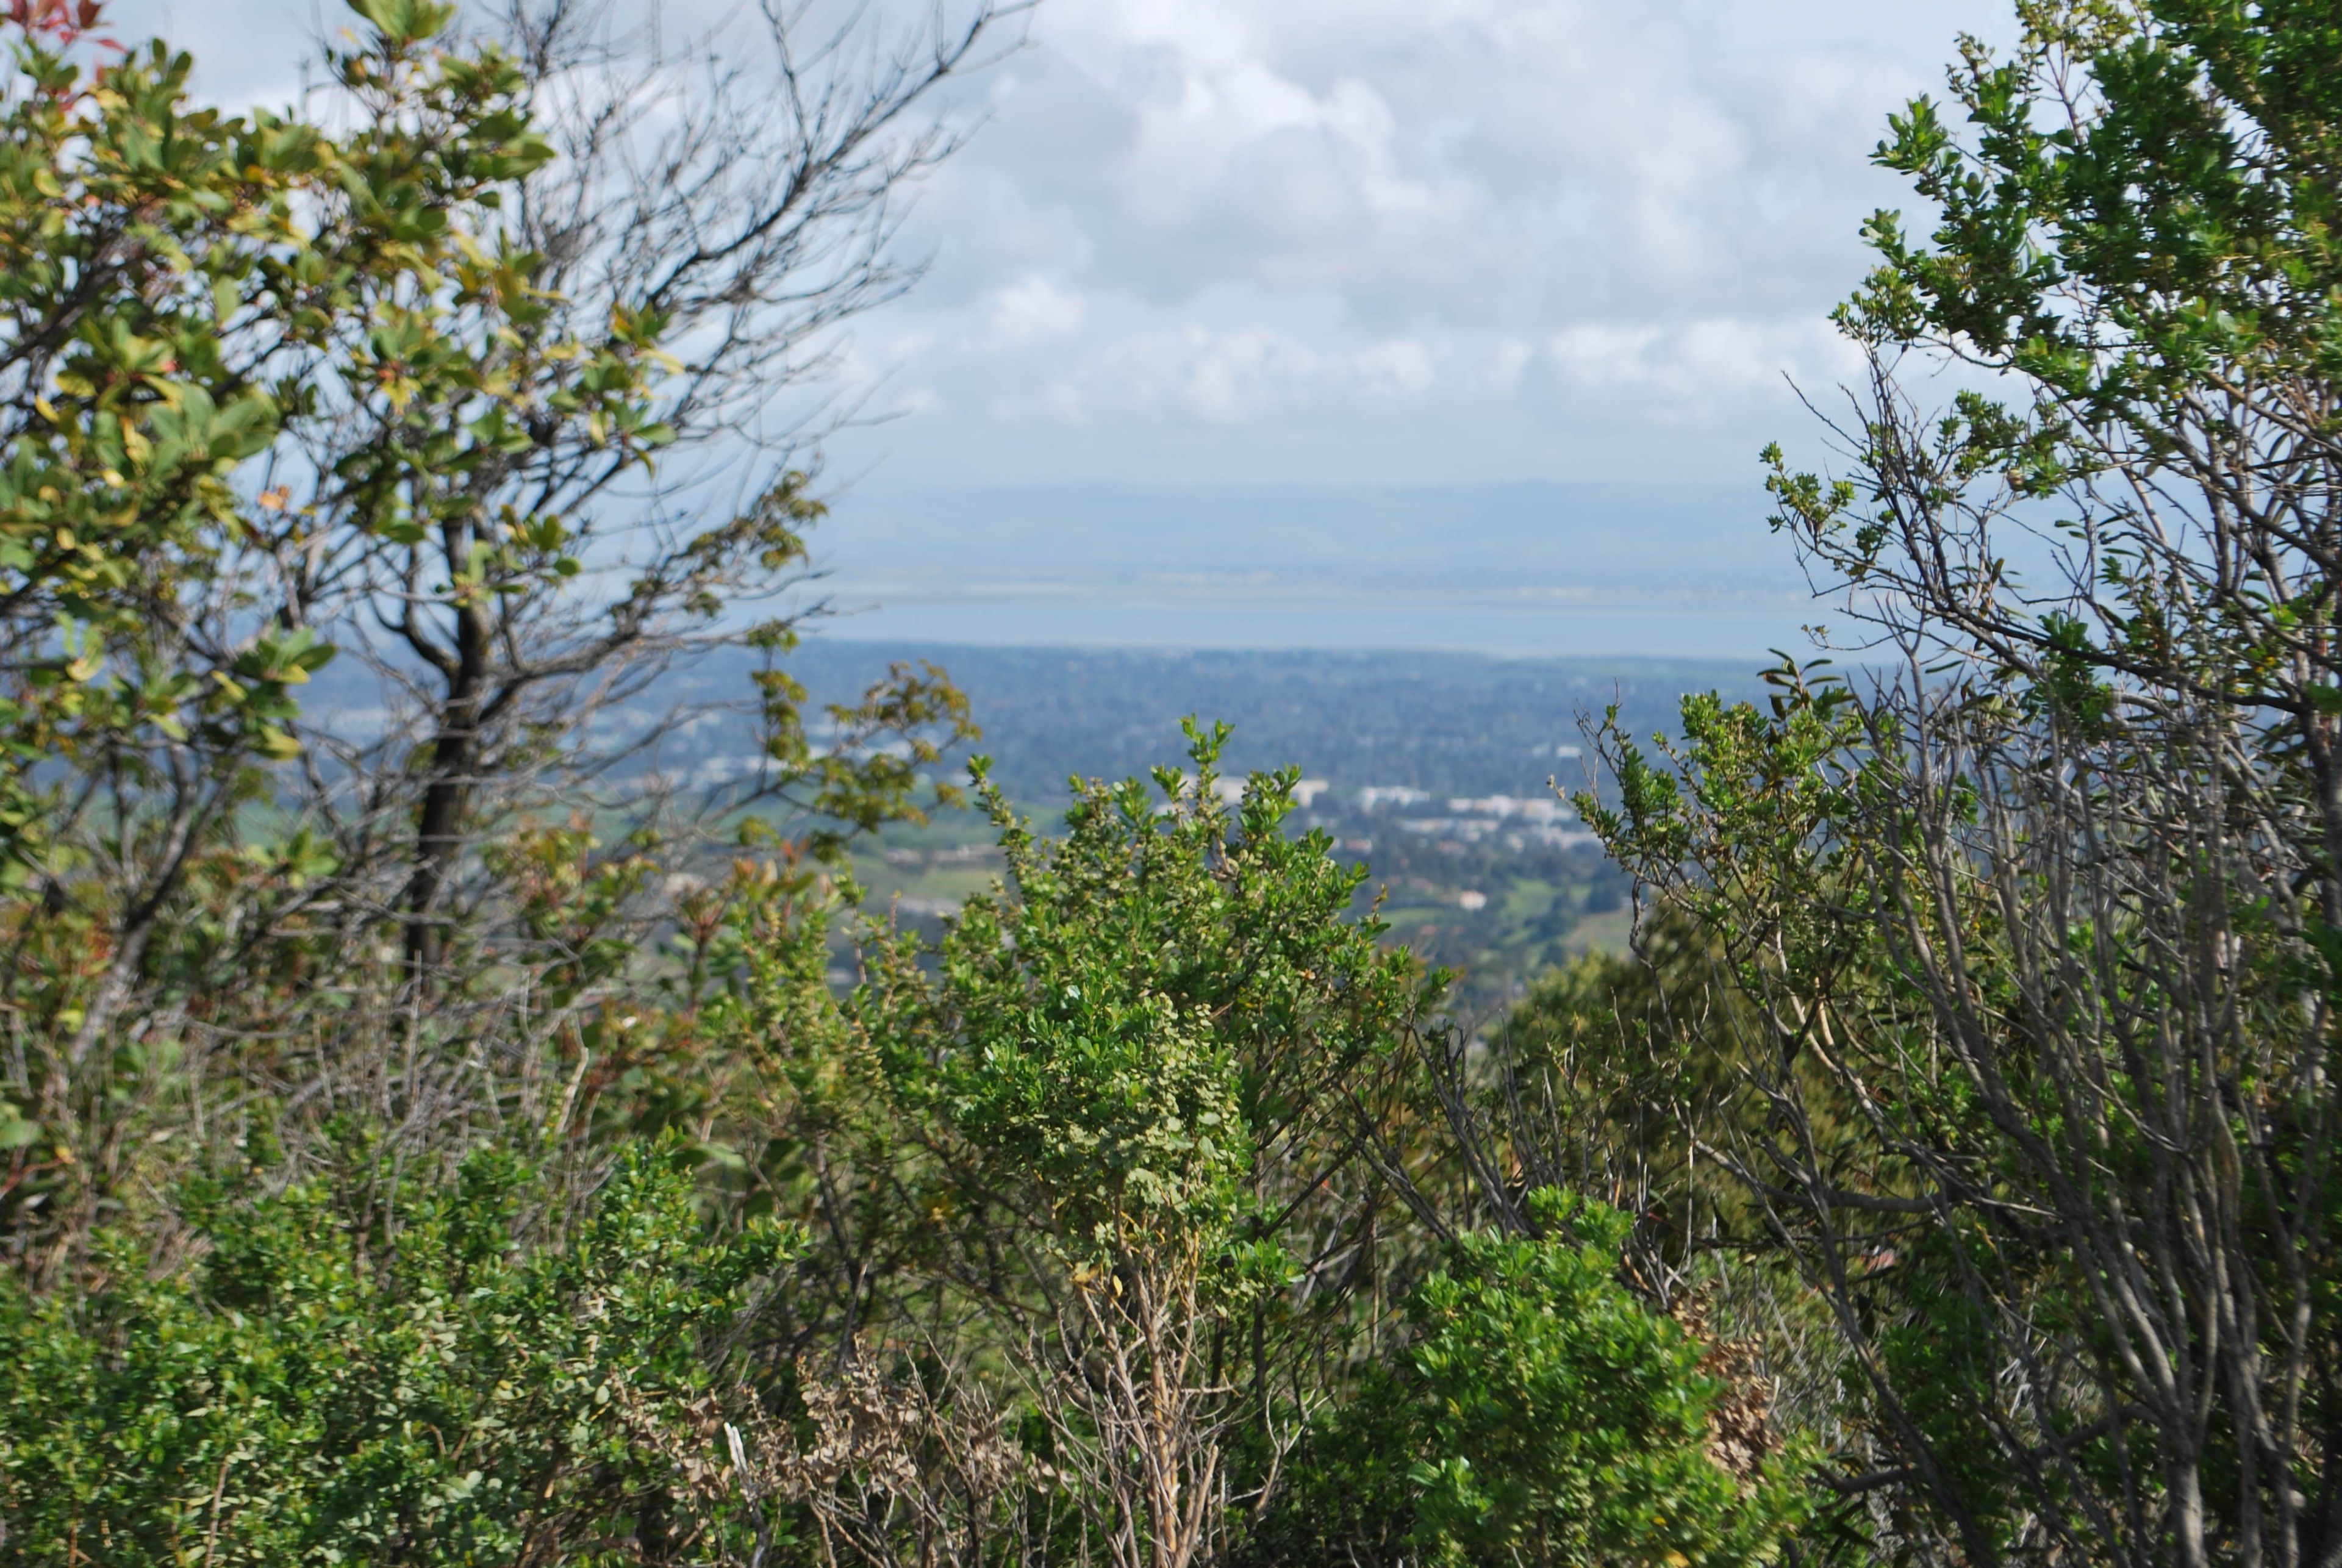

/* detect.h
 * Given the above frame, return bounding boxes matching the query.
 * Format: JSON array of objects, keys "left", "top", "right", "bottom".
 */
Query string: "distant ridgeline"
[{"left": 725, "top": 642, "right": 1767, "bottom": 807}]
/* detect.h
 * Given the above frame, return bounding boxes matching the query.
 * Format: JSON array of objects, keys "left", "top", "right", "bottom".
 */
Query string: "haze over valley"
[{"left": 812, "top": 480, "right": 1817, "bottom": 656}]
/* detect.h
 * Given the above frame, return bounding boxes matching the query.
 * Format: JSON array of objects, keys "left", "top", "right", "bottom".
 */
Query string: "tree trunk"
[{"left": 403, "top": 582, "right": 492, "bottom": 979}]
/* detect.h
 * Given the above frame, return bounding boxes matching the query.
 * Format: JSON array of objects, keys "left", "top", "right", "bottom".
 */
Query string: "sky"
[
  {"left": 848, "top": 0, "right": 2011, "bottom": 488},
  {"left": 116, "top": 0, "right": 2018, "bottom": 653},
  {"left": 124, "top": 0, "right": 2013, "bottom": 489},
  {"left": 867, "top": 0, "right": 2018, "bottom": 489}
]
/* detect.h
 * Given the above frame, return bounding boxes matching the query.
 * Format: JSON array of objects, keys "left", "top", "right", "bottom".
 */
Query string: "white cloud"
[
  {"left": 1026, "top": 324, "right": 1456, "bottom": 424},
  {"left": 935, "top": 0, "right": 1958, "bottom": 333},
  {"left": 118, "top": 0, "right": 2016, "bottom": 483},
  {"left": 1547, "top": 317, "right": 1863, "bottom": 402},
  {"left": 1490, "top": 338, "right": 1537, "bottom": 392},
  {"left": 1355, "top": 338, "right": 1438, "bottom": 398},
  {"left": 989, "top": 276, "right": 1086, "bottom": 343},
  {"left": 842, "top": 0, "right": 2013, "bottom": 480}
]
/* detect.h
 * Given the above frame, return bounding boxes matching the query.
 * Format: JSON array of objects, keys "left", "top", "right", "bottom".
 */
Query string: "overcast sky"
[
  {"left": 122, "top": 0, "right": 2014, "bottom": 495},
  {"left": 853, "top": 0, "right": 2011, "bottom": 488}
]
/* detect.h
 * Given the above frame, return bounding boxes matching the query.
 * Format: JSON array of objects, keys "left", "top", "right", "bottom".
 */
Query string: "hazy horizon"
[{"left": 808, "top": 478, "right": 1828, "bottom": 658}]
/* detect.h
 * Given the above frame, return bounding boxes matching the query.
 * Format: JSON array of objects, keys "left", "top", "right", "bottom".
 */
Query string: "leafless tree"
[{"left": 2, "top": 0, "right": 1011, "bottom": 1276}]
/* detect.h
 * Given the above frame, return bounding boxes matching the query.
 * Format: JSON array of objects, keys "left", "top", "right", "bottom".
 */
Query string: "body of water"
[{"left": 811, "top": 481, "right": 1825, "bottom": 659}]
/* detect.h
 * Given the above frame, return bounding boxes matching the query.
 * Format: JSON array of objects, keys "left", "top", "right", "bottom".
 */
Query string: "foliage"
[
  {"left": 866, "top": 720, "right": 1417, "bottom": 1255},
  {"left": 792, "top": 723, "right": 1428, "bottom": 1568},
  {"left": 1256, "top": 1192, "right": 1812, "bottom": 1568},
  {"left": 0, "top": 0, "right": 981, "bottom": 1283},
  {"left": 0, "top": 1140, "right": 797, "bottom": 1565},
  {"left": 47, "top": 0, "right": 2339, "bottom": 1563},
  {"left": 1570, "top": 4, "right": 2342, "bottom": 1563},
  {"left": 0, "top": 0, "right": 565, "bottom": 879}
]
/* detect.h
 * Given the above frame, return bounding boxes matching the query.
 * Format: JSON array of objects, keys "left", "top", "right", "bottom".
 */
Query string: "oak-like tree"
[{"left": 0, "top": 0, "right": 993, "bottom": 1274}]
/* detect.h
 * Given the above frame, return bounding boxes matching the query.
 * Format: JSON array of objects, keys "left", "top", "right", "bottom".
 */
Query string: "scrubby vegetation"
[{"left": 2, "top": 1, "right": 2335, "bottom": 1564}]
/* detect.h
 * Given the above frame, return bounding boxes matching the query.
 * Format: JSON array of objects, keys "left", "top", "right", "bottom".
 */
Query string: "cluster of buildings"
[{"left": 1356, "top": 787, "right": 1594, "bottom": 851}]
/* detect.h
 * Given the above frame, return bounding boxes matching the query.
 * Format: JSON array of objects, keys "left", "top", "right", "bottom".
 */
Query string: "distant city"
[
  {"left": 745, "top": 641, "right": 1763, "bottom": 1008},
  {"left": 304, "top": 634, "right": 1766, "bottom": 1005},
  {"left": 767, "top": 640, "right": 1763, "bottom": 803}
]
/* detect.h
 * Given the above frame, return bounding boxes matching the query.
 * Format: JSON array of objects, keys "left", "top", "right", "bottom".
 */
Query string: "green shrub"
[
  {"left": 0, "top": 1143, "right": 793, "bottom": 1566},
  {"left": 1258, "top": 1192, "right": 1812, "bottom": 1568}
]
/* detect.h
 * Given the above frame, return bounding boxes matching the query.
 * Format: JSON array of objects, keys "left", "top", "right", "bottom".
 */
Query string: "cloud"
[
  {"left": 1547, "top": 317, "right": 1864, "bottom": 403},
  {"left": 116, "top": 0, "right": 2012, "bottom": 483},
  {"left": 992, "top": 317, "right": 1519, "bottom": 426},
  {"left": 915, "top": 0, "right": 1972, "bottom": 332},
  {"left": 839, "top": 0, "right": 2013, "bottom": 480},
  {"left": 989, "top": 276, "right": 1086, "bottom": 343}
]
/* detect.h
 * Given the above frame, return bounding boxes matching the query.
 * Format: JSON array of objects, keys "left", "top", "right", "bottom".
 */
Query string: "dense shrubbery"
[
  {"left": 1, "top": 1145, "right": 795, "bottom": 1564},
  {"left": 1256, "top": 1190, "right": 1810, "bottom": 1568},
  {"left": 4, "top": 1, "right": 2337, "bottom": 1565}
]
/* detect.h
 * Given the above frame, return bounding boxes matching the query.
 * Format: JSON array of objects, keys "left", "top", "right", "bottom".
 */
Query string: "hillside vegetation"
[{"left": 1, "top": 2, "right": 2335, "bottom": 1566}]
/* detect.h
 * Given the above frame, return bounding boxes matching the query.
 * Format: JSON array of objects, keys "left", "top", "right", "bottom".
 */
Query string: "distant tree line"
[{"left": 0, "top": 2, "right": 2331, "bottom": 1566}]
